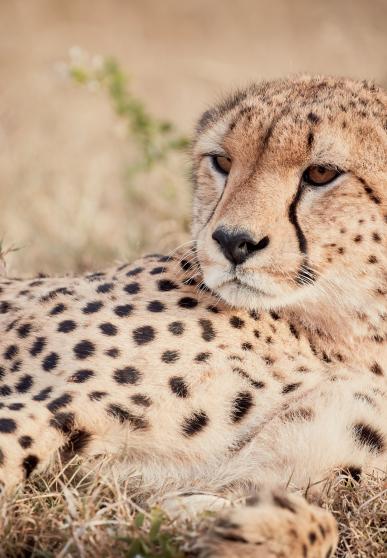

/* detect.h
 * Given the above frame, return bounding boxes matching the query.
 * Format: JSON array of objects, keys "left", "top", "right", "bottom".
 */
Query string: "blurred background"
[{"left": 0, "top": 0, "right": 386, "bottom": 276}]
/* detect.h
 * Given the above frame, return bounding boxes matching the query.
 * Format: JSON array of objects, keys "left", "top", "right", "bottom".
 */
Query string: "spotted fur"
[{"left": 0, "top": 75, "right": 386, "bottom": 557}]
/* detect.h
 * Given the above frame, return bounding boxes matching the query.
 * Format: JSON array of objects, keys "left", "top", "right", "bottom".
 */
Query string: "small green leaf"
[{"left": 134, "top": 512, "right": 145, "bottom": 528}]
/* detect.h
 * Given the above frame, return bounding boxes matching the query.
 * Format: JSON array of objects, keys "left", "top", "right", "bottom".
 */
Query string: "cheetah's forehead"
[
  {"left": 195, "top": 75, "right": 386, "bottom": 147},
  {"left": 193, "top": 76, "right": 387, "bottom": 175}
]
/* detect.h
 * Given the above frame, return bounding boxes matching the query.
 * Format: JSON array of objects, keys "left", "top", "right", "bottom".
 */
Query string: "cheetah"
[{"left": 0, "top": 75, "right": 386, "bottom": 557}]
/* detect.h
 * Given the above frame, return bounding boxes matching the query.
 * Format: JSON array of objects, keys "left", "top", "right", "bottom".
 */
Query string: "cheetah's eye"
[
  {"left": 303, "top": 165, "right": 342, "bottom": 187},
  {"left": 211, "top": 155, "right": 232, "bottom": 175}
]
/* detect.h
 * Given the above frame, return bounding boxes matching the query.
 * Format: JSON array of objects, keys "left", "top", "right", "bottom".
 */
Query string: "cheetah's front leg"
[{"left": 198, "top": 490, "right": 337, "bottom": 558}]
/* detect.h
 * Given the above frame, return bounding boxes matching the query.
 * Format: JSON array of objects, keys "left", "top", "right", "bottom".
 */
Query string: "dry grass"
[{"left": 0, "top": 458, "right": 385, "bottom": 557}]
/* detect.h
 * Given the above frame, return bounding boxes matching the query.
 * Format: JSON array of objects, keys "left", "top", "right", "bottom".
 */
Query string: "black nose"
[{"left": 212, "top": 227, "right": 270, "bottom": 266}]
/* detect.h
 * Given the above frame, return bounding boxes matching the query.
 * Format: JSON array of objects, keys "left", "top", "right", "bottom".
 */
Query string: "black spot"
[
  {"left": 309, "top": 531, "right": 317, "bottom": 544},
  {"left": 10, "top": 359, "right": 22, "bottom": 373},
  {"left": 230, "top": 316, "right": 244, "bottom": 329},
  {"left": 58, "top": 320, "right": 77, "bottom": 333},
  {"left": 169, "top": 376, "right": 189, "bottom": 398},
  {"left": 231, "top": 391, "right": 254, "bottom": 422},
  {"left": 33, "top": 386, "right": 52, "bottom": 401},
  {"left": 8, "top": 403, "right": 24, "bottom": 410},
  {"left": 353, "top": 423, "right": 384, "bottom": 453},
  {"left": 17, "top": 323, "right": 32, "bottom": 339},
  {"left": 44, "top": 287, "right": 68, "bottom": 302},
  {"left": 131, "top": 394, "right": 152, "bottom": 407},
  {"left": 372, "top": 335, "right": 384, "bottom": 344},
  {"left": 282, "top": 382, "right": 302, "bottom": 394},
  {"left": 168, "top": 321, "right": 184, "bottom": 335},
  {"left": 161, "top": 350, "right": 180, "bottom": 363},
  {"left": 86, "top": 271, "right": 105, "bottom": 281},
  {"left": 19, "top": 435, "right": 33, "bottom": 449},
  {"left": 270, "top": 311, "right": 280, "bottom": 321},
  {"left": 22, "top": 455, "right": 39, "bottom": 478},
  {"left": 0, "top": 386, "right": 12, "bottom": 397},
  {"left": 199, "top": 319, "right": 215, "bottom": 341},
  {"left": 42, "top": 352, "right": 59, "bottom": 371},
  {"left": 6, "top": 319, "right": 19, "bottom": 333},
  {"left": 178, "top": 297, "right": 198, "bottom": 309},
  {"left": 307, "top": 131, "right": 314, "bottom": 148},
  {"left": 50, "top": 303, "right": 66, "bottom": 315},
  {"left": 106, "top": 403, "right": 148, "bottom": 429},
  {"left": 49, "top": 412, "right": 75, "bottom": 434},
  {"left": 233, "top": 367, "right": 265, "bottom": 390},
  {"left": 47, "top": 393, "right": 72, "bottom": 413},
  {"left": 249, "top": 310, "right": 260, "bottom": 320},
  {"left": 0, "top": 301, "right": 11, "bottom": 314},
  {"left": 207, "top": 305, "right": 220, "bottom": 313},
  {"left": 370, "top": 362, "right": 383, "bottom": 376},
  {"left": 289, "top": 324, "right": 299, "bottom": 339},
  {"left": 180, "top": 259, "right": 192, "bottom": 271},
  {"left": 15, "top": 374, "right": 33, "bottom": 393},
  {"left": 372, "top": 232, "right": 381, "bottom": 243},
  {"left": 0, "top": 418, "right": 17, "bottom": 433},
  {"left": 241, "top": 342, "right": 253, "bottom": 351},
  {"left": 359, "top": 178, "right": 381, "bottom": 205},
  {"left": 30, "top": 336, "right": 46, "bottom": 356},
  {"left": 183, "top": 277, "right": 197, "bottom": 286},
  {"left": 114, "top": 366, "right": 142, "bottom": 385},
  {"left": 61, "top": 430, "right": 92, "bottom": 458},
  {"left": 133, "top": 326, "right": 155, "bottom": 345},
  {"left": 4, "top": 344, "right": 18, "bottom": 360},
  {"left": 354, "top": 392, "right": 375, "bottom": 406},
  {"left": 96, "top": 282, "right": 114, "bottom": 294},
  {"left": 182, "top": 410, "right": 208, "bottom": 436},
  {"left": 150, "top": 266, "right": 167, "bottom": 275},
  {"left": 215, "top": 531, "right": 249, "bottom": 544},
  {"left": 340, "top": 466, "right": 362, "bottom": 482},
  {"left": 124, "top": 282, "right": 140, "bottom": 295},
  {"left": 368, "top": 255, "right": 377, "bottom": 264},
  {"left": 105, "top": 347, "right": 120, "bottom": 358},
  {"left": 307, "top": 112, "right": 320, "bottom": 124},
  {"left": 88, "top": 391, "right": 107, "bottom": 401},
  {"left": 68, "top": 369, "right": 94, "bottom": 383},
  {"left": 114, "top": 304, "right": 133, "bottom": 317},
  {"left": 99, "top": 322, "right": 118, "bottom": 336},
  {"left": 158, "top": 279, "right": 179, "bottom": 291},
  {"left": 73, "top": 340, "right": 95, "bottom": 359},
  {"left": 147, "top": 300, "right": 165, "bottom": 312},
  {"left": 82, "top": 301, "right": 104, "bottom": 314},
  {"left": 126, "top": 266, "right": 143, "bottom": 277},
  {"left": 195, "top": 352, "right": 211, "bottom": 363},
  {"left": 273, "top": 493, "right": 296, "bottom": 513}
]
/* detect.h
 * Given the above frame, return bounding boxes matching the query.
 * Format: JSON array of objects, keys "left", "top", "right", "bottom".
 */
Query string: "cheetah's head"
[{"left": 191, "top": 76, "right": 386, "bottom": 323}]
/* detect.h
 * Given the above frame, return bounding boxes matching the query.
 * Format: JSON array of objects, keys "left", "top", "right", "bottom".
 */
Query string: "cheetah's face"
[{"left": 191, "top": 77, "right": 386, "bottom": 312}]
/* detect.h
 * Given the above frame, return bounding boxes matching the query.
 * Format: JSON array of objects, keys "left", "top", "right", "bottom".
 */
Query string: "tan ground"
[
  {"left": 0, "top": 0, "right": 386, "bottom": 275},
  {"left": 0, "top": 2, "right": 386, "bottom": 556}
]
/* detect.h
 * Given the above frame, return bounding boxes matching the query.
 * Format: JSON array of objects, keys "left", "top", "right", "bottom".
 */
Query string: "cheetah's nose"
[{"left": 212, "top": 227, "right": 270, "bottom": 266}]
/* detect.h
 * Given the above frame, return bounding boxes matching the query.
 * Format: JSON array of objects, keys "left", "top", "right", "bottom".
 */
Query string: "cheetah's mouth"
[
  {"left": 232, "top": 278, "right": 268, "bottom": 297},
  {"left": 200, "top": 264, "right": 286, "bottom": 310}
]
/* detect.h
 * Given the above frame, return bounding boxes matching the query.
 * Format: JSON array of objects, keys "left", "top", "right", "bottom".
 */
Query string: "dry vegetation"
[
  {"left": 0, "top": 1, "right": 386, "bottom": 556},
  {"left": 0, "top": 457, "right": 385, "bottom": 557}
]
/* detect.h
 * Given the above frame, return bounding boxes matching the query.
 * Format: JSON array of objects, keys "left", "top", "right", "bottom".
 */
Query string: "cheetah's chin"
[{"left": 214, "top": 281, "right": 275, "bottom": 311}]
